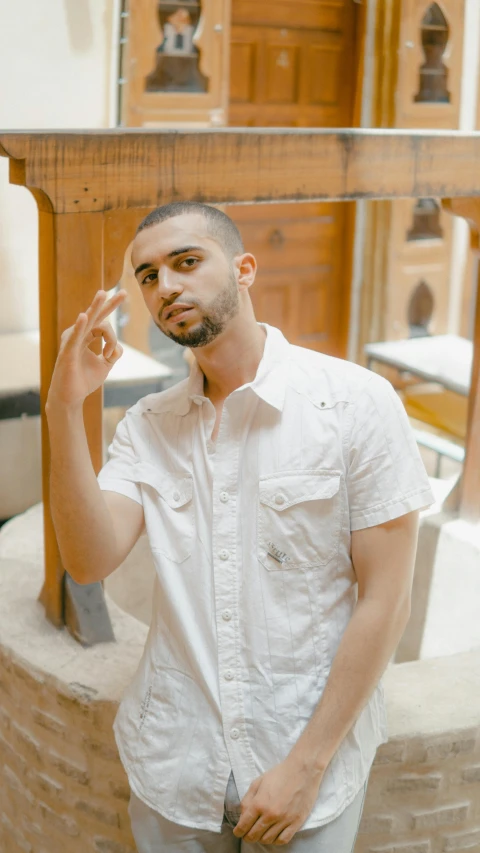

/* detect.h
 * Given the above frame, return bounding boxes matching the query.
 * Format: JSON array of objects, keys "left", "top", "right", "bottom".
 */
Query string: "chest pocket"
[
  {"left": 258, "top": 471, "right": 341, "bottom": 570},
  {"left": 134, "top": 462, "right": 193, "bottom": 563}
]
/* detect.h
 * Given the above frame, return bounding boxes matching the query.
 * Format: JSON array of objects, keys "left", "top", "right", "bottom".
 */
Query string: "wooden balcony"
[{"left": 1, "top": 128, "right": 479, "bottom": 643}]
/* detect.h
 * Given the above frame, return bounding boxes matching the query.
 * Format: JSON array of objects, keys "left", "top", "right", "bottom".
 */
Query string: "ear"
[{"left": 235, "top": 253, "right": 257, "bottom": 292}]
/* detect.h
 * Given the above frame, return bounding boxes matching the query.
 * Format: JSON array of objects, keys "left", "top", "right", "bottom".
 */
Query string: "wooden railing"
[{"left": 0, "top": 129, "right": 479, "bottom": 643}]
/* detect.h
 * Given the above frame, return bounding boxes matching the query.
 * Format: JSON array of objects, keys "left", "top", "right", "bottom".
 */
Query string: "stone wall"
[
  {"left": 0, "top": 508, "right": 479, "bottom": 853},
  {"left": 358, "top": 727, "right": 480, "bottom": 852},
  {"left": 0, "top": 639, "right": 134, "bottom": 853},
  {"left": 0, "top": 546, "right": 147, "bottom": 852}
]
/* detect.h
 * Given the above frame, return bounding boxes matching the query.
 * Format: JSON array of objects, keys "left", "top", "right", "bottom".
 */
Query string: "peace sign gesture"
[{"left": 47, "top": 289, "right": 127, "bottom": 409}]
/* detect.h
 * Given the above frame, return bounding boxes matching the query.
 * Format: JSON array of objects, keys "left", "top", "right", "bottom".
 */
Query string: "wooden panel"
[
  {"left": 236, "top": 205, "right": 336, "bottom": 269},
  {"left": 307, "top": 46, "right": 341, "bottom": 105},
  {"left": 395, "top": 0, "right": 465, "bottom": 129},
  {"left": 234, "top": 201, "right": 345, "bottom": 356},
  {"left": 229, "top": 42, "right": 256, "bottom": 102},
  {"left": 229, "top": 12, "right": 352, "bottom": 127},
  {"left": 231, "top": 0, "right": 344, "bottom": 30},
  {"left": 265, "top": 44, "right": 299, "bottom": 103},
  {"left": 252, "top": 280, "right": 292, "bottom": 334},
  {"left": 296, "top": 274, "right": 330, "bottom": 347},
  {"left": 250, "top": 266, "right": 338, "bottom": 353}
]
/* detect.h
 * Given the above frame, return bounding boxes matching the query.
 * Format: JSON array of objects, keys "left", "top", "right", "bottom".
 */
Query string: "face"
[
  {"left": 168, "top": 8, "right": 190, "bottom": 30},
  {"left": 131, "top": 213, "right": 246, "bottom": 349}
]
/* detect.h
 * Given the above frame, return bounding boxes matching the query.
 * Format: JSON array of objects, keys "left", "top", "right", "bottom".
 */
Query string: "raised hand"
[{"left": 47, "top": 289, "right": 127, "bottom": 409}]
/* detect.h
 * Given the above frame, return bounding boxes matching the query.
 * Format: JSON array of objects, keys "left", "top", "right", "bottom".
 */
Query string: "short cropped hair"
[{"left": 136, "top": 202, "right": 244, "bottom": 259}]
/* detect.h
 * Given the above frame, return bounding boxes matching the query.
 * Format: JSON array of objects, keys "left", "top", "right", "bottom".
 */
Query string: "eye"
[
  {"left": 179, "top": 257, "right": 199, "bottom": 269},
  {"left": 142, "top": 272, "right": 157, "bottom": 285}
]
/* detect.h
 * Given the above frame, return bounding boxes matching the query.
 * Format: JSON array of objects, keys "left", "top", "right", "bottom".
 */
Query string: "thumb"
[
  {"left": 241, "top": 777, "right": 262, "bottom": 810},
  {"left": 104, "top": 342, "right": 123, "bottom": 365}
]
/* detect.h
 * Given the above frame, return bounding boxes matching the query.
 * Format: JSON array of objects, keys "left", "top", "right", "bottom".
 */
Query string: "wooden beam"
[
  {"left": 442, "top": 198, "right": 480, "bottom": 523},
  {"left": 2, "top": 130, "right": 480, "bottom": 213}
]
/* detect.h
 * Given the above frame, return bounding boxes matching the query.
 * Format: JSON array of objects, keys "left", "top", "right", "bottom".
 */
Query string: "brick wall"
[
  {"left": 1, "top": 637, "right": 479, "bottom": 853},
  {"left": 356, "top": 729, "right": 480, "bottom": 853},
  {"left": 0, "top": 645, "right": 136, "bottom": 853}
]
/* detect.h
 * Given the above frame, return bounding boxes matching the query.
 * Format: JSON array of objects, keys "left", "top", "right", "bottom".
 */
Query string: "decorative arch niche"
[
  {"left": 407, "top": 198, "right": 443, "bottom": 241},
  {"left": 415, "top": 3, "right": 450, "bottom": 104},
  {"left": 145, "top": 1, "right": 208, "bottom": 93},
  {"left": 407, "top": 279, "right": 435, "bottom": 337}
]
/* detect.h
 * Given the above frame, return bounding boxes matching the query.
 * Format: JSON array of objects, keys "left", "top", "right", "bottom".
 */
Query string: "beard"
[{"left": 156, "top": 271, "right": 240, "bottom": 348}]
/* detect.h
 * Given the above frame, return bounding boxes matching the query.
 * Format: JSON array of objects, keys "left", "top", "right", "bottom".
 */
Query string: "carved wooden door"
[{"left": 227, "top": 0, "right": 359, "bottom": 356}]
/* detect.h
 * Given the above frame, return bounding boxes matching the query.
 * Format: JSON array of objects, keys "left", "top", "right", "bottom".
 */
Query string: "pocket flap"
[
  {"left": 134, "top": 462, "right": 193, "bottom": 509},
  {"left": 259, "top": 471, "right": 340, "bottom": 511}
]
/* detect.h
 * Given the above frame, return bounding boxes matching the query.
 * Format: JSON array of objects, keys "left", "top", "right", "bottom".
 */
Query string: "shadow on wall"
[{"left": 63, "top": 0, "right": 94, "bottom": 52}]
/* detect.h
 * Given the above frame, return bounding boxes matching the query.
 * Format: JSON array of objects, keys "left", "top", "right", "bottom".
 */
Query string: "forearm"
[
  {"left": 289, "top": 597, "right": 409, "bottom": 773},
  {"left": 46, "top": 402, "right": 119, "bottom": 583}
]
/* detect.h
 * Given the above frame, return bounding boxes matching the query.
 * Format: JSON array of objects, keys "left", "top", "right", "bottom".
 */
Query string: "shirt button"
[
  {"left": 222, "top": 609, "right": 232, "bottom": 621},
  {"left": 220, "top": 491, "right": 229, "bottom": 503},
  {"left": 219, "top": 549, "right": 230, "bottom": 561},
  {"left": 172, "top": 490, "right": 181, "bottom": 502},
  {"left": 275, "top": 494, "right": 286, "bottom": 506},
  {"left": 230, "top": 728, "right": 240, "bottom": 740},
  {"left": 224, "top": 670, "right": 234, "bottom": 681}
]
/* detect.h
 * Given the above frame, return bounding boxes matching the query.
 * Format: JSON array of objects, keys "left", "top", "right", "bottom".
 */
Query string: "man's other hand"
[{"left": 233, "top": 757, "right": 323, "bottom": 846}]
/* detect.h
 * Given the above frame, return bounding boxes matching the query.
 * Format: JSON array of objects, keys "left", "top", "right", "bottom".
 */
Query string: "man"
[{"left": 46, "top": 202, "right": 434, "bottom": 852}]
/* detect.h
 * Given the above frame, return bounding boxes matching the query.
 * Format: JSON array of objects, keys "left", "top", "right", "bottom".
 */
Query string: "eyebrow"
[{"left": 134, "top": 246, "right": 204, "bottom": 277}]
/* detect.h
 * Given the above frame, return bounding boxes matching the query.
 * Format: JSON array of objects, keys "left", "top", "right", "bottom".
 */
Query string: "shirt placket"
[{"left": 211, "top": 398, "right": 256, "bottom": 789}]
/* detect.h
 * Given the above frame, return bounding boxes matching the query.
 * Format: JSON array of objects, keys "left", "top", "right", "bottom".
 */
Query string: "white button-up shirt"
[{"left": 98, "top": 324, "right": 434, "bottom": 832}]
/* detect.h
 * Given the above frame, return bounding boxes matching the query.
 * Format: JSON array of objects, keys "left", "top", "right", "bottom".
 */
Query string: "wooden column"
[
  {"left": 29, "top": 206, "right": 114, "bottom": 641},
  {"left": 38, "top": 209, "right": 139, "bottom": 640},
  {"left": 443, "top": 198, "right": 480, "bottom": 522}
]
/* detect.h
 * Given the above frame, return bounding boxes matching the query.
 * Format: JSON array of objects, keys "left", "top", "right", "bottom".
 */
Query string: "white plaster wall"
[
  {"left": 0, "top": 0, "right": 117, "bottom": 517},
  {"left": 0, "top": 0, "right": 117, "bottom": 332}
]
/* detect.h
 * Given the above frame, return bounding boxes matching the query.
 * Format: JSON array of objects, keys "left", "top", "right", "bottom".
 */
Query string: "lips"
[{"left": 163, "top": 304, "right": 194, "bottom": 322}]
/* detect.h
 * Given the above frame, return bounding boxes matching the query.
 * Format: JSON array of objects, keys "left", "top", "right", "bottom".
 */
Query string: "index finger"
[
  {"left": 85, "top": 289, "right": 127, "bottom": 331},
  {"left": 95, "top": 289, "right": 128, "bottom": 325},
  {"left": 232, "top": 806, "right": 261, "bottom": 838}
]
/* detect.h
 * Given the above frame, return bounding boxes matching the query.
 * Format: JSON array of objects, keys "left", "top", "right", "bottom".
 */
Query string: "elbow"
[
  {"left": 65, "top": 565, "right": 97, "bottom": 586},
  {"left": 63, "top": 560, "right": 115, "bottom": 586}
]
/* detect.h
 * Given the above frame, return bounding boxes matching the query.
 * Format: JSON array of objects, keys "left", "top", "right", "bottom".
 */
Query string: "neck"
[{"left": 193, "top": 316, "right": 266, "bottom": 404}]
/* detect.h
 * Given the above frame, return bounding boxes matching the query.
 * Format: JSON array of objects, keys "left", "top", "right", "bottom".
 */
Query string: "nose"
[{"left": 156, "top": 265, "right": 183, "bottom": 301}]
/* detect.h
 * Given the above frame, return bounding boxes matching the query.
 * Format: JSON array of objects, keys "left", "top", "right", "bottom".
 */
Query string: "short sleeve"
[
  {"left": 97, "top": 415, "right": 143, "bottom": 506},
  {"left": 347, "top": 374, "right": 435, "bottom": 531}
]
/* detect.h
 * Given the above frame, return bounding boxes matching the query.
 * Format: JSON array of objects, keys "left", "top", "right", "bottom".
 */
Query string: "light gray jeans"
[{"left": 129, "top": 772, "right": 369, "bottom": 852}]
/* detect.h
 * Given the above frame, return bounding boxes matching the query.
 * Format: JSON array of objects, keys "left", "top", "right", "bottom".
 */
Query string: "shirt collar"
[{"left": 145, "top": 324, "right": 291, "bottom": 416}]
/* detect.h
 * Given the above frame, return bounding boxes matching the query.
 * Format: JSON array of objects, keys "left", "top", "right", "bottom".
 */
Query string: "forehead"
[{"left": 131, "top": 213, "right": 217, "bottom": 264}]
